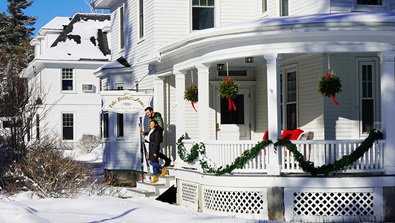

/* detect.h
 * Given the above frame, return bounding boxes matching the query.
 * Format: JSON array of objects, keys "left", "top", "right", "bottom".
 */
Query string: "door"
[{"left": 216, "top": 88, "right": 251, "bottom": 140}]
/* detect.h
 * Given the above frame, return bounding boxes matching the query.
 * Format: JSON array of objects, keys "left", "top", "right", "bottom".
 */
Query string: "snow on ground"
[
  {"left": 0, "top": 191, "right": 263, "bottom": 223},
  {"left": 0, "top": 145, "right": 277, "bottom": 223}
]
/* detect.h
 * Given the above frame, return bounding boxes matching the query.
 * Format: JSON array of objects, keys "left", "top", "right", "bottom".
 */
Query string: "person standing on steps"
[
  {"left": 143, "top": 106, "right": 172, "bottom": 167},
  {"left": 146, "top": 120, "right": 168, "bottom": 184}
]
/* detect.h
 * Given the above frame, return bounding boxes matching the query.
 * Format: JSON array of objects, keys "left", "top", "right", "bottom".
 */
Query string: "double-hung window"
[
  {"left": 102, "top": 112, "right": 109, "bottom": 139},
  {"left": 280, "top": 0, "right": 289, "bottom": 16},
  {"left": 62, "top": 69, "right": 73, "bottom": 91},
  {"left": 192, "top": 0, "right": 214, "bottom": 31},
  {"left": 119, "top": 4, "right": 125, "bottom": 49},
  {"left": 281, "top": 67, "right": 298, "bottom": 130},
  {"left": 357, "top": 58, "right": 379, "bottom": 135},
  {"left": 138, "top": 0, "right": 144, "bottom": 39},
  {"left": 117, "top": 113, "right": 124, "bottom": 138},
  {"left": 357, "top": 0, "right": 382, "bottom": 5},
  {"left": 62, "top": 113, "right": 74, "bottom": 140}
]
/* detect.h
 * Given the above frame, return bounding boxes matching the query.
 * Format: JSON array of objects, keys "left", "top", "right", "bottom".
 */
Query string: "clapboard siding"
[
  {"left": 220, "top": 0, "right": 258, "bottom": 25},
  {"left": 283, "top": 54, "right": 325, "bottom": 140},
  {"left": 254, "top": 65, "right": 268, "bottom": 140},
  {"left": 290, "top": 0, "right": 330, "bottom": 15}
]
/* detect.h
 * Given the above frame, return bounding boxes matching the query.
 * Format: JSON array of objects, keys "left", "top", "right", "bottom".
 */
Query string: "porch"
[
  {"left": 175, "top": 136, "right": 385, "bottom": 175},
  {"left": 169, "top": 135, "right": 390, "bottom": 222}
]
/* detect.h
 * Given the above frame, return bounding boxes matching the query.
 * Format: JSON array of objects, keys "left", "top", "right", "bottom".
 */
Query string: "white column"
[
  {"left": 378, "top": 52, "right": 395, "bottom": 174},
  {"left": 175, "top": 72, "right": 186, "bottom": 140},
  {"left": 196, "top": 64, "right": 210, "bottom": 141},
  {"left": 265, "top": 53, "right": 282, "bottom": 175},
  {"left": 153, "top": 76, "right": 165, "bottom": 119}
]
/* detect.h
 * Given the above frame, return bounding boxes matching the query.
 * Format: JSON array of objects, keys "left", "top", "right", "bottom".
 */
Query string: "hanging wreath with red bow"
[
  {"left": 218, "top": 77, "right": 239, "bottom": 111},
  {"left": 184, "top": 84, "right": 198, "bottom": 112},
  {"left": 318, "top": 73, "right": 342, "bottom": 105}
]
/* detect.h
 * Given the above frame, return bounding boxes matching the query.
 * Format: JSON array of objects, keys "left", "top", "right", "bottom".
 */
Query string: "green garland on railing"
[
  {"left": 200, "top": 140, "right": 272, "bottom": 176},
  {"left": 274, "top": 129, "right": 383, "bottom": 176},
  {"left": 176, "top": 129, "right": 383, "bottom": 176},
  {"left": 177, "top": 135, "right": 205, "bottom": 163}
]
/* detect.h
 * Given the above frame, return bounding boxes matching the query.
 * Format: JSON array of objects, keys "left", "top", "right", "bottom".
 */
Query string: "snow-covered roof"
[
  {"left": 38, "top": 13, "right": 111, "bottom": 61},
  {"left": 38, "top": 17, "right": 71, "bottom": 34}
]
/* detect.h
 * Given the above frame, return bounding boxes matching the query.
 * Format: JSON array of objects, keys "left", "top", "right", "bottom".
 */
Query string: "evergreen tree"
[{"left": 0, "top": 0, "right": 36, "bottom": 161}]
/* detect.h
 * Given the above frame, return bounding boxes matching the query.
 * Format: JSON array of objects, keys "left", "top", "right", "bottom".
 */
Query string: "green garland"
[
  {"left": 177, "top": 135, "right": 205, "bottom": 163},
  {"left": 184, "top": 84, "right": 198, "bottom": 103},
  {"left": 218, "top": 77, "right": 239, "bottom": 99},
  {"left": 176, "top": 129, "right": 383, "bottom": 176},
  {"left": 318, "top": 73, "right": 342, "bottom": 97}
]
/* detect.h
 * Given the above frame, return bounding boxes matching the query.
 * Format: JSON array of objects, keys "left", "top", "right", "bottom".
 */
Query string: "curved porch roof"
[{"left": 154, "top": 12, "right": 395, "bottom": 72}]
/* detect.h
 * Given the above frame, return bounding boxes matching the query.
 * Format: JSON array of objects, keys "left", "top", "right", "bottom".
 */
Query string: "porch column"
[
  {"left": 196, "top": 64, "right": 210, "bottom": 140},
  {"left": 379, "top": 51, "right": 395, "bottom": 174},
  {"left": 153, "top": 76, "right": 165, "bottom": 119},
  {"left": 264, "top": 53, "right": 282, "bottom": 175},
  {"left": 175, "top": 71, "right": 186, "bottom": 140}
]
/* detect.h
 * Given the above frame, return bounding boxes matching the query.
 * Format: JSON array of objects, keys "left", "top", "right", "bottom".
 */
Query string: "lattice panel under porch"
[
  {"left": 202, "top": 187, "right": 267, "bottom": 218},
  {"left": 293, "top": 191, "right": 374, "bottom": 216}
]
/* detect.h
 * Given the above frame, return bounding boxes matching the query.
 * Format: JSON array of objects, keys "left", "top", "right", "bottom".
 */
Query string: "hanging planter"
[
  {"left": 318, "top": 72, "right": 342, "bottom": 105},
  {"left": 218, "top": 77, "right": 239, "bottom": 111},
  {"left": 184, "top": 84, "right": 198, "bottom": 112}
]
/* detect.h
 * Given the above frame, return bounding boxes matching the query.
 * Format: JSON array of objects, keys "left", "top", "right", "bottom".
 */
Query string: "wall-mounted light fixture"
[
  {"left": 245, "top": 57, "right": 254, "bottom": 63},
  {"left": 217, "top": 64, "right": 225, "bottom": 71}
]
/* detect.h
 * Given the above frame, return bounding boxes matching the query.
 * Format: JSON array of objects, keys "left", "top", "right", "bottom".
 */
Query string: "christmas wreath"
[
  {"left": 218, "top": 77, "right": 239, "bottom": 111},
  {"left": 318, "top": 73, "right": 342, "bottom": 105},
  {"left": 184, "top": 84, "right": 198, "bottom": 112}
]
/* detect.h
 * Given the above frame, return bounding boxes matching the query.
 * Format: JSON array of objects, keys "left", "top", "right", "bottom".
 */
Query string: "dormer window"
[{"left": 192, "top": 0, "right": 214, "bottom": 30}]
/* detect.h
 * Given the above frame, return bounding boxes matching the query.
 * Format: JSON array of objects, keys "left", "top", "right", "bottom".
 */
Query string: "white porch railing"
[{"left": 179, "top": 139, "right": 385, "bottom": 175}]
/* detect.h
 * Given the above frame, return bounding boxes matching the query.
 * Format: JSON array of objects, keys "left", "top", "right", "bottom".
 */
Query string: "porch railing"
[{"left": 179, "top": 139, "right": 385, "bottom": 175}]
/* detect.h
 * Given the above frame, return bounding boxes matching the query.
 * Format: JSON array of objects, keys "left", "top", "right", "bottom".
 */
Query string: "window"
[
  {"left": 102, "top": 112, "right": 109, "bottom": 138},
  {"left": 262, "top": 0, "right": 267, "bottom": 13},
  {"left": 357, "top": 0, "right": 382, "bottom": 5},
  {"left": 358, "top": 59, "right": 378, "bottom": 134},
  {"left": 192, "top": 0, "right": 214, "bottom": 30},
  {"left": 62, "top": 113, "right": 74, "bottom": 140},
  {"left": 115, "top": 83, "right": 124, "bottom": 90},
  {"left": 281, "top": 67, "right": 298, "bottom": 130},
  {"left": 280, "top": 0, "right": 289, "bottom": 16},
  {"left": 119, "top": 4, "right": 125, "bottom": 49},
  {"left": 62, "top": 69, "right": 73, "bottom": 91},
  {"left": 138, "top": 0, "right": 144, "bottom": 39},
  {"left": 117, "top": 113, "right": 124, "bottom": 138}
]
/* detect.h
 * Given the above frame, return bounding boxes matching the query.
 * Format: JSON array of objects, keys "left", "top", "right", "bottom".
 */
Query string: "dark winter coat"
[
  {"left": 144, "top": 112, "right": 164, "bottom": 134},
  {"left": 148, "top": 126, "right": 163, "bottom": 163}
]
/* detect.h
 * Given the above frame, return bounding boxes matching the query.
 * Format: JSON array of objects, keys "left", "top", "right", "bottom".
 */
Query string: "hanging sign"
[{"left": 102, "top": 94, "right": 152, "bottom": 114}]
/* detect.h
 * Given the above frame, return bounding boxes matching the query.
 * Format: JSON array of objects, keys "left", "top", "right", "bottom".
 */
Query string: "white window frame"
[
  {"left": 356, "top": 57, "right": 380, "bottom": 137},
  {"left": 280, "top": 0, "right": 289, "bottom": 17},
  {"left": 138, "top": 0, "right": 144, "bottom": 41},
  {"left": 119, "top": 4, "right": 125, "bottom": 50},
  {"left": 353, "top": 0, "right": 389, "bottom": 11},
  {"left": 62, "top": 112, "right": 74, "bottom": 141},
  {"left": 261, "top": 0, "right": 268, "bottom": 15},
  {"left": 280, "top": 65, "right": 298, "bottom": 130},
  {"left": 61, "top": 68, "right": 74, "bottom": 92},
  {"left": 191, "top": 0, "right": 215, "bottom": 31}
]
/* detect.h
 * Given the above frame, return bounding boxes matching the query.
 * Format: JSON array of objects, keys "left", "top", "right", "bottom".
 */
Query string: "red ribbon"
[
  {"left": 190, "top": 100, "right": 197, "bottom": 112},
  {"left": 325, "top": 73, "right": 339, "bottom": 105},
  {"left": 228, "top": 97, "right": 237, "bottom": 111}
]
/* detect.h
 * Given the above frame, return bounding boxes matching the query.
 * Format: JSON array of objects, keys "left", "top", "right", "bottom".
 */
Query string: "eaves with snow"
[{"left": 21, "top": 13, "right": 111, "bottom": 78}]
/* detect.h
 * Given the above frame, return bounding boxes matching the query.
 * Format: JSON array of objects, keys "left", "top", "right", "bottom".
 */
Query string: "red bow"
[
  {"left": 228, "top": 97, "right": 236, "bottom": 111},
  {"left": 325, "top": 73, "right": 339, "bottom": 105}
]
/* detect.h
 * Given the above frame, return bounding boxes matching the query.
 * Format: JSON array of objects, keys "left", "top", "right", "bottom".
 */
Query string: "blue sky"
[{"left": 0, "top": 0, "right": 96, "bottom": 35}]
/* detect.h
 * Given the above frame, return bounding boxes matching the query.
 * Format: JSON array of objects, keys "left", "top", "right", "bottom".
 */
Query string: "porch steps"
[{"left": 127, "top": 174, "right": 176, "bottom": 198}]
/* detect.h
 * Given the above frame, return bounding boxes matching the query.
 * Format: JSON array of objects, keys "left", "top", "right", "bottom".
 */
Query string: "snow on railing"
[{"left": 179, "top": 139, "right": 385, "bottom": 175}]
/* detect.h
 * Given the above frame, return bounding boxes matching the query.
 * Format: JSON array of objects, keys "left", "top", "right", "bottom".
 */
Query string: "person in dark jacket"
[
  {"left": 143, "top": 107, "right": 171, "bottom": 167},
  {"left": 145, "top": 120, "right": 168, "bottom": 184}
]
